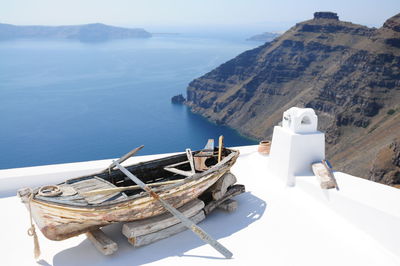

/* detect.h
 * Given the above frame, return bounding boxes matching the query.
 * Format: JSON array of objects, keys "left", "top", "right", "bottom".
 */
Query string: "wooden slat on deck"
[{"left": 71, "top": 176, "right": 127, "bottom": 204}]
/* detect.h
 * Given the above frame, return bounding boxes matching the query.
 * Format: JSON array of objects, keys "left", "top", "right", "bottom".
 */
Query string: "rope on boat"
[
  {"left": 27, "top": 189, "right": 41, "bottom": 260},
  {"left": 38, "top": 185, "right": 62, "bottom": 197}
]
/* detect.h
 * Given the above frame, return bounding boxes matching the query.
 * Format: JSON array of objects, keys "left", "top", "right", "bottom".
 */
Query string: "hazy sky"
[{"left": 1, "top": 0, "right": 399, "bottom": 31}]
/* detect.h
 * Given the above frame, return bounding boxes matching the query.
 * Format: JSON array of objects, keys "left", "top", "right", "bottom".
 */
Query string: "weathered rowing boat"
[{"left": 17, "top": 146, "right": 239, "bottom": 241}]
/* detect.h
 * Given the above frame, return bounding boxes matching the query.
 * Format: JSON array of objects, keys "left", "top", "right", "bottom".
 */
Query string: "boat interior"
[{"left": 34, "top": 147, "right": 232, "bottom": 207}]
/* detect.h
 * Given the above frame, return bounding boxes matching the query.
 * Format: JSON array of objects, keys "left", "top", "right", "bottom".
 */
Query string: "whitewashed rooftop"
[{"left": 0, "top": 145, "right": 399, "bottom": 266}]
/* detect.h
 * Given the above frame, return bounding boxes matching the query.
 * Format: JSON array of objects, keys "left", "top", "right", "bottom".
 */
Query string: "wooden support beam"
[
  {"left": 218, "top": 135, "right": 224, "bottom": 162},
  {"left": 163, "top": 167, "right": 193, "bottom": 177},
  {"left": 127, "top": 210, "right": 205, "bottom": 248},
  {"left": 86, "top": 229, "right": 118, "bottom": 256},
  {"left": 164, "top": 160, "right": 189, "bottom": 168},
  {"left": 122, "top": 199, "right": 205, "bottom": 238},
  {"left": 186, "top": 149, "right": 196, "bottom": 175},
  {"left": 210, "top": 172, "right": 237, "bottom": 200},
  {"left": 217, "top": 199, "right": 238, "bottom": 213},
  {"left": 312, "top": 161, "right": 338, "bottom": 190},
  {"left": 204, "top": 184, "right": 245, "bottom": 215}
]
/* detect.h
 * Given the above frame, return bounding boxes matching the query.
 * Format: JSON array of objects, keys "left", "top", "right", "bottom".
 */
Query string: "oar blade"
[{"left": 103, "top": 145, "right": 144, "bottom": 172}]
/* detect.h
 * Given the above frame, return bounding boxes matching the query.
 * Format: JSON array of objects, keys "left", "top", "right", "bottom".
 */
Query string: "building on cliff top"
[{"left": 313, "top": 12, "right": 339, "bottom": 20}]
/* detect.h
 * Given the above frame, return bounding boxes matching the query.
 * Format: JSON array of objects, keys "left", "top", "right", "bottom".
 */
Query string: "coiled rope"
[{"left": 38, "top": 185, "right": 62, "bottom": 197}]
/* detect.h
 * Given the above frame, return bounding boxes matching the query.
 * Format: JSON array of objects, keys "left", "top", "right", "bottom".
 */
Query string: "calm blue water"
[{"left": 0, "top": 36, "right": 258, "bottom": 169}]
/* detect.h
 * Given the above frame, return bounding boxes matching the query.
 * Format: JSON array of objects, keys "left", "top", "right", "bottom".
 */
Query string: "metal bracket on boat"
[{"left": 38, "top": 185, "right": 62, "bottom": 197}]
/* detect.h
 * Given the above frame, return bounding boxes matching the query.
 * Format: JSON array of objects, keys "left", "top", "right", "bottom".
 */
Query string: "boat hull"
[{"left": 24, "top": 152, "right": 237, "bottom": 241}]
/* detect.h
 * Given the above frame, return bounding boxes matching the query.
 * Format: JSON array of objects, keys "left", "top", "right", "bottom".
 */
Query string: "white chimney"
[{"left": 269, "top": 107, "right": 325, "bottom": 186}]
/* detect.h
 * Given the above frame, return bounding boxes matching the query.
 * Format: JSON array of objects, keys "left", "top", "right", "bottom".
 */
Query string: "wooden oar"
[
  {"left": 114, "top": 161, "right": 233, "bottom": 259},
  {"left": 64, "top": 145, "right": 145, "bottom": 185},
  {"left": 82, "top": 179, "right": 182, "bottom": 197},
  {"left": 218, "top": 135, "right": 224, "bottom": 162},
  {"left": 102, "top": 145, "right": 144, "bottom": 173}
]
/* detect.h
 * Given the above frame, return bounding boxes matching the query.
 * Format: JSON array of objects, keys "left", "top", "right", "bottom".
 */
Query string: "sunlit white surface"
[{"left": 0, "top": 145, "right": 399, "bottom": 266}]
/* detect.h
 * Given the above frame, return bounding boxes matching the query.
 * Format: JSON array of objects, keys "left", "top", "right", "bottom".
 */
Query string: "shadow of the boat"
[{"left": 53, "top": 191, "right": 266, "bottom": 265}]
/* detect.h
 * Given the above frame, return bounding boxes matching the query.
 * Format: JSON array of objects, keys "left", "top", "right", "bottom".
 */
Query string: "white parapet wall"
[
  {"left": 0, "top": 145, "right": 399, "bottom": 265},
  {"left": 269, "top": 107, "right": 325, "bottom": 186}
]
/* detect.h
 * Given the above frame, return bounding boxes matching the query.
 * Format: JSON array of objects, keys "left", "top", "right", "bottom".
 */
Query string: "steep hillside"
[{"left": 185, "top": 12, "right": 400, "bottom": 185}]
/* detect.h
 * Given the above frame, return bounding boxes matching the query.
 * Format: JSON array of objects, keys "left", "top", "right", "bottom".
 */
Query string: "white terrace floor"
[{"left": 0, "top": 145, "right": 399, "bottom": 266}]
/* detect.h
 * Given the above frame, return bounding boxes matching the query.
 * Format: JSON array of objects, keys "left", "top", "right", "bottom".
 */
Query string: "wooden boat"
[{"left": 17, "top": 146, "right": 239, "bottom": 241}]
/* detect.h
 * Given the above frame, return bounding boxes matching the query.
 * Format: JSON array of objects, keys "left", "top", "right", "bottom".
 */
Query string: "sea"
[{"left": 0, "top": 34, "right": 259, "bottom": 169}]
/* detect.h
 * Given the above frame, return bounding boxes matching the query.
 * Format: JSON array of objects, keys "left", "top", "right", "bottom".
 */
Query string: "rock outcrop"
[
  {"left": 185, "top": 12, "right": 400, "bottom": 185},
  {"left": 171, "top": 94, "right": 186, "bottom": 104}
]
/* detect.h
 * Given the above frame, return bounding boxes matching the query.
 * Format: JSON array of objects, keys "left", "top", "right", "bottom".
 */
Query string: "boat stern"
[{"left": 17, "top": 187, "right": 32, "bottom": 204}]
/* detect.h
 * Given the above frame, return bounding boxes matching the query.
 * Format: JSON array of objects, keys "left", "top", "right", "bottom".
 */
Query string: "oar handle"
[
  {"left": 190, "top": 223, "right": 233, "bottom": 259},
  {"left": 156, "top": 192, "right": 233, "bottom": 259},
  {"left": 114, "top": 161, "right": 233, "bottom": 259}
]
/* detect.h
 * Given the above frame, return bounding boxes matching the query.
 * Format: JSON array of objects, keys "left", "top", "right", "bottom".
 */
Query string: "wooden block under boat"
[
  {"left": 127, "top": 210, "right": 205, "bottom": 248},
  {"left": 86, "top": 229, "right": 118, "bottom": 256},
  {"left": 203, "top": 184, "right": 245, "bottom": 215},
  {"left": 122, "top": 198, "right": 205, "bottom": 238},
  {"left": 217, "top": 199, "right": 238, "bottom": 213},
  {"left": 209, "top": 172, "right": 237, "bottom": 200}
]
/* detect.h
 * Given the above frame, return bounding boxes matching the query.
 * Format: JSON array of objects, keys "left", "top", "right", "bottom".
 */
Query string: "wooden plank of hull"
[
  {"left": 127, "top": 210, "right": 206, "bottom": 248},
  {"left": 29, "top": 166, "right": 232, "bottom": 241},
  {"left": 122, "top": 198, "right": 204, "bottom": 238}
]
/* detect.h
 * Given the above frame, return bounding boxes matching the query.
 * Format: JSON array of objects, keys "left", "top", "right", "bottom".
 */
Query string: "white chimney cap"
[{"left": 282, "top": 107, "right": 318, "bottom": 133}]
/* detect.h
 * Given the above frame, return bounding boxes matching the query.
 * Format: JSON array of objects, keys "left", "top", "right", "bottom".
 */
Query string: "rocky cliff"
[
  {"left": 0, "top": 23, "right": 151, "bottom": 42},
  {"left": 370, "top": 138, "right": 400, "bottom": 185},
  {"left": 186, "top": 12, "right": 400, "bottom": 185}
]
